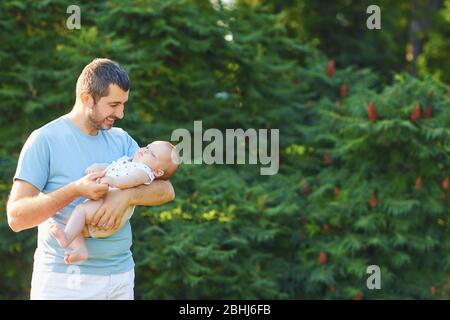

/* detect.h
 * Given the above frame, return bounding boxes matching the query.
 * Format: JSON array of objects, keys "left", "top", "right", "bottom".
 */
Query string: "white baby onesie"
[{"left": 105, "top": 156, "right": 155, "bottom": 184}]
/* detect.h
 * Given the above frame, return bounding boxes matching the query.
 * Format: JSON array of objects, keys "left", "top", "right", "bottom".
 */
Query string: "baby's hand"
[
  {"left": 85, "top": 164, "right": 109, "bottom": 174},
  {"left": 99, "top": 176, "right": 114, "bottom": 186},
  {"left": 85, "top": 165, "right": 100, "bottom": 174}
]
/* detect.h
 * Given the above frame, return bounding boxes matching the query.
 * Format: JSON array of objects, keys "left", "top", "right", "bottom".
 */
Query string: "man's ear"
[{"left": 80, "top": 91, "right": 94, "bottom": 108}]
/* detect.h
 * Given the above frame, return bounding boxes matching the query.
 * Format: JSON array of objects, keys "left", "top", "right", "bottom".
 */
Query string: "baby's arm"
[
  {"left": 85, "top": 163, "right": 110, "bottom": 174},
  {"left": 100, "top": 168, "right": 150, "bottom": 189}
]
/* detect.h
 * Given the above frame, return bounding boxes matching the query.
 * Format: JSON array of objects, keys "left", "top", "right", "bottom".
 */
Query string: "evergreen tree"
[
  {"left": 301, "top": 74, "right": 449, "bottom": 299},
  {"left": 0, "top": 0, "right": 448, "bottom": 299}
]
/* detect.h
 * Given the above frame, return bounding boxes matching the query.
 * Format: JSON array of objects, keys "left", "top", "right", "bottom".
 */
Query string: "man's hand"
[
  {"left": 73, "top": 171, "right": 109, "bottom": 200},
  {"left": 90, "top": 188, "right": 132, "bottom": 231}
]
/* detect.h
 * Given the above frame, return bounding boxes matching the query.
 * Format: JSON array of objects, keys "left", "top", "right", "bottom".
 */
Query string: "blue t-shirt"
[{"left": 13, "top": 115, "right": 139, "bottom": 275}]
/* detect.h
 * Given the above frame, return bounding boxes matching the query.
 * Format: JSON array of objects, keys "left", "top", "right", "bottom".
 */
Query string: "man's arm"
[
  {"left": 90, "top": 180, "right": 175, "bottom": 230},
  {"left": 6, "top": 180, "right": 79, "bottom": 232},
  {"left": 129, "top": 179, "right": 175, "bottom": 206},
  {"left": 6, "top": 172, "right": 109, "bottom": 232}
]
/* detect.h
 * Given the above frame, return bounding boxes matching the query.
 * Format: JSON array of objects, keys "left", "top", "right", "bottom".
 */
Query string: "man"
[{"left": 6, "top": 58, "right": 175, "bottom": 299}]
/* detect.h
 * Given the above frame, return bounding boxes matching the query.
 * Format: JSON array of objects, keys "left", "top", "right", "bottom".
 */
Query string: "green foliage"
[
  {"left": 0, "top": 0, "right": 448, "bottom": 300},
  {"left": 301, "top": 75, "right": 449, "bottom": 299},
  {"left": 418, "top": 0, "right": 450, "bottom": 84},
  {"left": 267, "top": 0, "right": 412, "bottom": 83}
]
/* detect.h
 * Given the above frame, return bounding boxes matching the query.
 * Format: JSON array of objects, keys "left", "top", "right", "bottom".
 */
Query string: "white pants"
[{"left": 30, "top": 268, "right": 135, "bottom": 300}]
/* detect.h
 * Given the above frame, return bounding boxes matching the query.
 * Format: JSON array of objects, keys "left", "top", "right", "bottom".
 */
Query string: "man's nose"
[{"left": 114, "top": 105, "right": 125, "bottom": 119}]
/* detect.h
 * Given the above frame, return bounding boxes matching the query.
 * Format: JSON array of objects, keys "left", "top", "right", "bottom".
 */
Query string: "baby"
[{"left": 50, "top": 140, "right": 179, "bottom": 264}]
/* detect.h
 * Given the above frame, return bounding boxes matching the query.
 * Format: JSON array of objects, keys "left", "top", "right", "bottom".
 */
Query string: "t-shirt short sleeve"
[{"left": 13, "top": 130, "right": 50, "bottom": 191}]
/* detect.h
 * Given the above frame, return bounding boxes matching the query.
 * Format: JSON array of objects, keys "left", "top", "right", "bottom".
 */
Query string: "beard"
[{"left": 88, "top": 104, "right": 115, "bottom": 131}]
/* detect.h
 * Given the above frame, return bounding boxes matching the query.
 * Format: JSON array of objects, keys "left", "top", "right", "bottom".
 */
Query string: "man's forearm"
[
  {"left": 129, "top": 180, "right": 175, "bottom": 206},
  {"left": 7, "top": 182, "right": 80, "bottom": 232}
]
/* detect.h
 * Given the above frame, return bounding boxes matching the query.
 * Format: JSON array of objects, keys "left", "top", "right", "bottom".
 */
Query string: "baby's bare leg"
[
  {"left": 50, "top": 199, "right": 104, "bottom": 248},
  {"left": 66, "top": 199, "right": 104, "bottom": 242},
  {"left": 64, "top": 234, "right": 88, "bottom": 264}
]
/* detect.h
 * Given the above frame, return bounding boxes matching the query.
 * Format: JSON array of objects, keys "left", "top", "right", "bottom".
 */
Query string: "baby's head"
[{"left": 133, "top": 141, "right": 179, "bottom": 180}]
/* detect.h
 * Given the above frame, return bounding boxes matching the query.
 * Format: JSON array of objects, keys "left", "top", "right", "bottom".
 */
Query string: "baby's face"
[{"left": 133, "top": 142, "right": 172, "bottom": 172}]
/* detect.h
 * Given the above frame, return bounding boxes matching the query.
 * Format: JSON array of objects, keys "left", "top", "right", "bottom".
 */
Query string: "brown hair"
[{"left": 76, "top": 58, "right": 130, "bottom": 103}]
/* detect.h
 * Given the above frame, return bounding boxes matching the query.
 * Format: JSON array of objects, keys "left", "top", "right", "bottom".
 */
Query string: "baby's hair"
[{"left": 158, "top": 141, "right": 180, "bottom": 180}]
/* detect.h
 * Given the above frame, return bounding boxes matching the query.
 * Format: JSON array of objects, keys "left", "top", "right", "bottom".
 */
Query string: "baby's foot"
[
  {"left": 64, "top": 248, "right": 88, "bottom": 264},
  {"left": 49, "top": 223, "right": 69, "bottom": 248}
]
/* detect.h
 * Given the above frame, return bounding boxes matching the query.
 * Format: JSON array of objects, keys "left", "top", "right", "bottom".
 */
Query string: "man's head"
[
  {"left": 76, "top": 58, "right": 130, "bottom": 131},
  {"left": 133, "top": 141, "right": 180, "bottom": 180}
]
